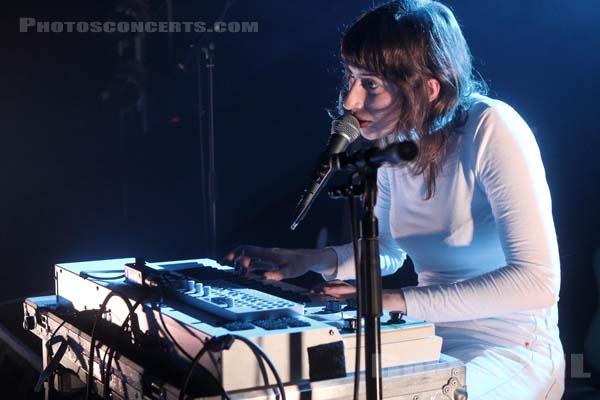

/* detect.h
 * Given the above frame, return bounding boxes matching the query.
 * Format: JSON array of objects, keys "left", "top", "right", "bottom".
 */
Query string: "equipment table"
[{"left": 24, "top": 295, "right": 467, "bottom": 400}]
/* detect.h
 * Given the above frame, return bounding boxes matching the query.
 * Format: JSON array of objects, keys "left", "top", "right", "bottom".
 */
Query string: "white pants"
[{"left": 438, "top": 313, "right": 564, "bottom": 399}]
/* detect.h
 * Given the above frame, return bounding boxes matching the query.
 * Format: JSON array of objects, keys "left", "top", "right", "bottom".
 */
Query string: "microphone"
[{"left": 290, "top": 114, "right": 360, "bottom": 231}]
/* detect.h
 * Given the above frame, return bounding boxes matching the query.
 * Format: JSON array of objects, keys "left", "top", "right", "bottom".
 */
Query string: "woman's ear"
[{"left": 427, "top": 78, "right": 441, "bottom": 102}]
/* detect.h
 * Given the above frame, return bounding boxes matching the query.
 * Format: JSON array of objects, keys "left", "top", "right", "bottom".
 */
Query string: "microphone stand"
[
  {"left": 180, "top": 0, "right": 236, "bottom": 257},
  {"left": 358, "top": 166, "right": 383, "bottom": 400},
  {"left": 328, "top": 142, "right": 417, "bottom": 400},
  {"left": 203, "top": 43, "right": 217, "bottom": 258},
  {"left": 329, "top": 165, "right": 383, "bottom": 400},
  {"left": 194, "top": 43, "right": 217, "bottom": 258}
]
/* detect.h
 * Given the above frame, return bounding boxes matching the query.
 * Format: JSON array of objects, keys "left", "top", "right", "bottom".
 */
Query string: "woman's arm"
[{"left": 400, "top": 103, "right": 560, "bottom": 323}]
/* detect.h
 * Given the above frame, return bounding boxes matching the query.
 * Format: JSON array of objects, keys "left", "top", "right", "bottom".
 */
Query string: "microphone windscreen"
[{"left": 330, "top": 114, "right": 360, "bottom": 144}]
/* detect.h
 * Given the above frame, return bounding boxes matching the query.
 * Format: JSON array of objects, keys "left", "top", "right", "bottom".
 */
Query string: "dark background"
[{"left": 1, "top": 0, "right": 599, "bottom": 391}]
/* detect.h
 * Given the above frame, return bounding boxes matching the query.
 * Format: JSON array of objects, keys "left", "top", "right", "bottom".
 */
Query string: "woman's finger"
[
  {"left": 221, "top": 245, "right": 261, "bottom": 266},
  {"left": 220, "top": 245, "right": 247, "bottom": 265},
  {"left": 247, "top": 258, "right": 281, "bottom": 273},
  {"left": 232, "top": 255, "right": 252, "bottom": 273},
  {"left": 222, "top": 245, "right": 288, "bottom": 266},
  {"left": 313, "top": 280, "right": 356, "bottom": 298},
  {"left": 263, "top": 270, "right": 285, "bottom": 281}
]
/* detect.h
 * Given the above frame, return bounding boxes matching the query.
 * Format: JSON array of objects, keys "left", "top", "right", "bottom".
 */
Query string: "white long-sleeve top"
[
  {"left": 331, "top": 94, "right": 561, "bottom": 328},
  {"left": 331, "top": 95, "right": 564, "bottom": 398}
]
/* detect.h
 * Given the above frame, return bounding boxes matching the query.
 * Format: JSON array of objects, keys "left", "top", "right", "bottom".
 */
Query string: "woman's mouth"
[{"left": 356, "top": 117, "right": 372, "bottom": 128}]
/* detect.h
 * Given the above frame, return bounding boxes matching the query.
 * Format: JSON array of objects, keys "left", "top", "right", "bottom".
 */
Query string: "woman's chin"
[
  {"left": 360, "top": 128, "right": 386, "bottom": 141},
  {"left": 361, "top": 135, "right": 379, "bottom": 142}
]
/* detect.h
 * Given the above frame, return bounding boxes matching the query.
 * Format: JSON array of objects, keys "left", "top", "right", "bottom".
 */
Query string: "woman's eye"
[{"left": 361, "top": 79, "right": 379, "bottom": 91}]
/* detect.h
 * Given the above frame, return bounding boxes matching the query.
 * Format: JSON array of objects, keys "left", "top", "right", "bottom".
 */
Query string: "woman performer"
[{"left": 225, "top": 1, "right": 564, "bottom": 398}]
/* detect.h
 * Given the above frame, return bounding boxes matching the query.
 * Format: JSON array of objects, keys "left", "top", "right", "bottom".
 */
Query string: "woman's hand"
[
  {"left": 382, "top": 289, "right": 407, "bottom": 314},
  {"left": 221, "top": 245, "right": 338, "bottom": 280},
  {"left": 311, "top": 280, "right": 357, "bottom": 299},
  {"left": 312, "top": 283, "right": 407, "bottom": 314}
]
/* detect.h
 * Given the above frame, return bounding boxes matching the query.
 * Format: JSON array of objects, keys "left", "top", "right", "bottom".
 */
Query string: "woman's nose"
[{"left": 343, "top": 81, "right": 364, "bottom": 112}]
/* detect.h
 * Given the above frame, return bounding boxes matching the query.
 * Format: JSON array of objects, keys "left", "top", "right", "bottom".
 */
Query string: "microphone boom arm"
[{"left": 290, "top": 140, "right": 417, "bottom": 230}]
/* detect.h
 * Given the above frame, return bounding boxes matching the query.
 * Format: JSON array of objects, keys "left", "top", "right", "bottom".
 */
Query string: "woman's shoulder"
[
  {"left": 461, "top": 94, "right": 531, "bottom": 142},
  {"left": 458, "top": 94, "right": 541, "bottom": 174},
  {"left": 466, "top": 94, "right": 518, "bottom": 122}
]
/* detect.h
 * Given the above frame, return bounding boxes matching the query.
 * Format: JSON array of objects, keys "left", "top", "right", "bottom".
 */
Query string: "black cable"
[
  {"left": 157, "top": 304, "right": 194, "bottom": 360},
  {"left": 230, "top": 335, "right": 286, "bottom": 400},
  {"left": 157, "top": 302, "right": 221, "bottom": 374},
  {"left": 85, "top": 291, "right": 135, "bottom": 400},
  {"left": 35, "top": 338, "right": 69, "bottom": 394},
  {"left": 48, "top": 320, "right": 69, "bottom": 346},
  {"left": 244, "top": 342, "right": 271, "bottom": 395},
  {"left": 43, "top": 316, "right": 75, "bottom": 399},
  {"left": 44, "top": 309, "right": 98, "bottom": 399},
  {"left": 156, "top": 303, "right": 229, "bottom": 399},
  {"left": 45, "top": 318, "right": 71, "bottom": 399},
  {"left": 102, "top": 296, "right": 147, "bottom": 398},
  {"left": 179, "top": 347, "right": 209, "bottom": 400},
  {"left": 45, "top": 319, "right": 68, "bottom": 400},
  {"left": 86, "top": 309, "right": 107, "bottom": 400},
  {"left": 349, "top": 193, "right": 363, "bottom": 400},
  {"left": 90, "top": 284, "right": 225, "bottom": 398},
  {"left": 151, "top": 274, "right": 220, "bottom": 372},
  {"left": 47, "top": 309, "right": 99, "bottom": 344},
  {"left": 101, "top": 296, "right": 228, "bottom": 399},
  {"left": 172, "top": 336, "right": 230, "bottom": 400},
  {"left": 179, "top": 334, "right": 285, "bottom": 400},
  {"left": 81, "top": 273, "right": 126, "bottom": 281},
  {"left": 80, "top": 269, "right": 126, "bottom": 281}
]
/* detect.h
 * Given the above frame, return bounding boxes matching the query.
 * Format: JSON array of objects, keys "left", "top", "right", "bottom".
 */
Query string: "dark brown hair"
[{"left": 340, "top": 0, "right": 487, "bottom": 199}]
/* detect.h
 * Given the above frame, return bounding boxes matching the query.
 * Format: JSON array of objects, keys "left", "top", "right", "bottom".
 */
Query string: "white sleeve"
[
  {"left": 401, "top": 104, "right": 560, "bottom": 323},
  {"left": 328, "top": 166, "right": 407, "bottom": 281}
]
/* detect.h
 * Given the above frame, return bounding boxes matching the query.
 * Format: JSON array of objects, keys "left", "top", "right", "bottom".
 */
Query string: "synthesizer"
[{"left": 51, "top": 257, "right": 443, "bottom": 392}]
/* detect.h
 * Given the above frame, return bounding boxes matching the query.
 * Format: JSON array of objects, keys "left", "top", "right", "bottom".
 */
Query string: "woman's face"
[{"left": 343, "top": 65, "right": 401, "bottom": 141}]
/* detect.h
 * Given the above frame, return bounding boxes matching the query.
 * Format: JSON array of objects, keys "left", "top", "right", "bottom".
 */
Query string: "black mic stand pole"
[
  {"left": 202, "top": 43, "right": 217, "bottom": 258},
  {"left": 182, "top": 1, "right": 235, "bottom": 257},
  {"left": 358, "top": 166, "right": 383, "bottom": 400},
  {"left": 326, "top": 142, "right": 418, "bottom": 400},
  {"left": 192, "top": 42, "right": 217, "bottom": 258},
  {"left": 330, "top": 165, "right": 384, "bottom": 400},
  {"left": 193, "top": 41, "right": 217, "bottom": 258}
]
